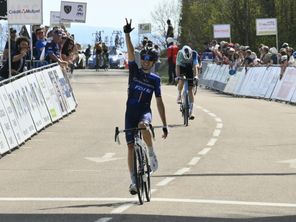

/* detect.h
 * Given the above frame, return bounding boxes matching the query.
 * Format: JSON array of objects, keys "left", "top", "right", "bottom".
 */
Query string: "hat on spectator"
[
  {"left": 229, "top": 47, "right": 235, "bottom": 52},
  {"left": 282, "top": 42, "right": 289, "bottom": 48},
  {"left": 167, "top": 37, "right": 174, "bottom": 44},
  {"left": 10, "top": 28, "right": 17, "bottom": 33},
  {"left": 269, "top": 47, "right": 278, "bottom": 54},
  {"left": 281, "top": 55, "right": 288, "bottom": 62}
]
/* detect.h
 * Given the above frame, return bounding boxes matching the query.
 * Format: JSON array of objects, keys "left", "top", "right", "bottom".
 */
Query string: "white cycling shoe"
[{"left": 149, "top": 152, "right": 158, "bottom": 172}]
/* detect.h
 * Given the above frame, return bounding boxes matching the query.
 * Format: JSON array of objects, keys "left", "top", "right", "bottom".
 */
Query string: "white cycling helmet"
[{"left": 181, "top": 45, "right": 192, "bottom": 60}]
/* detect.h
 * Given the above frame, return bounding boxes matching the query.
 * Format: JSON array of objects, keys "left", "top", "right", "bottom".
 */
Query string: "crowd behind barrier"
[
  {"left": 0, "top": 63, "right": 77, "bottom": 157},
  {"left": 0, "top": 25, "right": 83, "bottom": 80},
  {"left": 200, "top": 61, "right": 296, "bottom": 104}
]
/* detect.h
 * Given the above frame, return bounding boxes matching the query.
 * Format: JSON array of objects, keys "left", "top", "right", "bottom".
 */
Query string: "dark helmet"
[{"left": 140, "top": 47, "right": 158, "bottom": 62}]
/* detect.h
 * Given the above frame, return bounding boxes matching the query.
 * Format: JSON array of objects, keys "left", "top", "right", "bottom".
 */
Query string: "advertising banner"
[
  {"left": 14, "top": 77, "right": 44, "bottom": 132},
  {"left": 54, "top": 66, "right": 77, "bottom": 112},
  {"left": 138, "top": 23, "right": 151, "bottom": 34},
  {"left": 213, "top": 24, "right": 231, "bottom": 39},
  {"left": 35, "top": 71, "right": 63, "bottom": 122},
  {"left": 45, "top": 68, "right": 68, "bottom": 116},
  {"left": 50, "top": 11, "right": 71, "bottom": 28},
  {"left": 0, "top": 85, "right": 25, "bottom": 144},
  {"left": 8, "top": 80, "right": 36, "bottom": 140},
  {"left": 256, "top": 18, "right": 277, "bottom": 36},
  {"left": 26, "top": 74, "right": 52, "bottom": 128},
  {"left": 0, "top": 87, "right": 18, "bottom": 149},
  {"left": 60, "top": 1, "right": 87, "bottom": 23},
  {"left": 7, "top": 0, "right": 43, "bottom": 25},
  {"left": 271, "top": 67, "right": 296, "bottom": 101}
]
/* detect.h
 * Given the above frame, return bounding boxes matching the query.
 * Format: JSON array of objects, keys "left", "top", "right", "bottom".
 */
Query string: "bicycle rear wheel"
[
  {"left": 143, "top": 150, "right": 151, "bottom": 202},
  {"left": 183, "top": 94, "right": 189, "bottom": 126},
  {"left": 134, "top": 148, "right": 144, "bottom": 205}
]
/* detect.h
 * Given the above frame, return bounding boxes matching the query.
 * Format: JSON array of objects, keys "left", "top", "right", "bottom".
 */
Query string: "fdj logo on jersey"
[{"left": 134, "top": 85, "right": 152, "bottom": 94}]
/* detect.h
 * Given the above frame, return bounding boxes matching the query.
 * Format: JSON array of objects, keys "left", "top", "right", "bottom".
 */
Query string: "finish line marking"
[{"left": 0, "top": 197, "right": 295, "bottom": 208}]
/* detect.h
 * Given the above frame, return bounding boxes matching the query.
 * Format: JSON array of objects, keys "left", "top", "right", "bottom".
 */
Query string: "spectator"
[
  {"left": 260, "top": 46, "right": 272, "bottom": 65},
  {"left": 269, "top": 47, "right": 279, "bottom": 64},
  {"left": 154, "top": 44, "right": 161, "bottom": 75},
  {"left": 44, "top": 29, "right": 67, "bottom": 67},
  {"left": 3, "top": 28, "right": 17, "bottom": 61},
  {"left": 167, "top": 37, "right": 179, "bottom": 84},
  {"left": 279, "top": 48, "right": 288, "bottom": 79},
  {"left": 166, "top": 19, "right": 174, "bottom": 39},
  {"left": 34, "top": 27, "right": 47, "bottom": 60},
  {"left": 84, "top": 44, "right": 91, "bottom": 66},
  {"left": 0, "top": 37, "right": 30, "bottom": 79}
]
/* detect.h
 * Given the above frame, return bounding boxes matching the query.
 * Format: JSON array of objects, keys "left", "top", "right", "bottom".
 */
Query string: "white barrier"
[
  {"left": 201, "top": 63, "right": 296, "bottom": 104},
  {"left": 0, "top": 64, "right": 77, "bottom": 156}
]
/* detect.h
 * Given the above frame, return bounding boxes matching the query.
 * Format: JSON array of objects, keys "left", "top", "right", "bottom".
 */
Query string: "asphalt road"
[{"left": 0, "top": 69, "right": 295, "bottom": 222}]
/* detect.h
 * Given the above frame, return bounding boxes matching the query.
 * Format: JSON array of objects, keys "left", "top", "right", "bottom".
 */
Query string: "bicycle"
[
  {"left": 114, "top": 125, "right": 158, "bottom": 205},
  {"left": 177, "top": 76, "right": 198, "bottom": 126}
]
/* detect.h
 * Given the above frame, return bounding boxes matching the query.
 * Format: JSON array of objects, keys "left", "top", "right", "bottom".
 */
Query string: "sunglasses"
[{"left": 141, "top": 54, "right": 154, "bottom": 61}]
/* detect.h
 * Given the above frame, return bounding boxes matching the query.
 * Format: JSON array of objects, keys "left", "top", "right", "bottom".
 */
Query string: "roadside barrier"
[
  {"left": 200, "top": 63, "right": 296, "bottom": 103},
  {"left": 0, "top": 63, "right": 77, "bottom": 156}
]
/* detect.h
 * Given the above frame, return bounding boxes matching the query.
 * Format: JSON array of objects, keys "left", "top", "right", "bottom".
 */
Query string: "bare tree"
[{"left": 151, "top": 0, "right": 181, "bottom": 48}]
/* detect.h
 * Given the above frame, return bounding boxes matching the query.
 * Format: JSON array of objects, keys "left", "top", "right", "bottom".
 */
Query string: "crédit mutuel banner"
[
  {"left": 60, "top": 1, "right": 87, "bottom": 23},
  {"left": 7, "top": 0, "right": 43, "bottom": 25}
]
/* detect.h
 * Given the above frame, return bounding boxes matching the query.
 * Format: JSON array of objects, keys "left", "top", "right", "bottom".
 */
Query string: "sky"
[{"left": 43, "top": 0, "right": 163, "bottom": 28}]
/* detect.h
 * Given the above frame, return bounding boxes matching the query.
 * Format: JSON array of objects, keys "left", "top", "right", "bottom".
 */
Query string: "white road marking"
[
  {"left": 188, "top": 157, "right": 201, "bottom": 166},
  {"left": 198, "top": 148, "right": 212, "bottom": 156},
  {"left": 111, "top": 203, "right": 135, "bottom": 214},
  {"left": 208, "top": 113, "right": 216, "bottom": 117},
  {"left": 85, "top": 153, "right": 122, "bottom": 163},
  {"left": 94, "top": 217, "right": 113, "bottom": 222},
  {"left": 278, "top": 159, "right": 296, "bottom": 168},
  {"left": 213, "top": 129, "right": 221, "bottom": 137},
  {"left": 156, "top": 177, "right": 175, "bottom": 186},
  {"left": 0, "top": 197, "right": 295, "bottom": 208},
  {"left": 174, "top": 167, "right": 190, "bottom": 175},
  {"left": 202, "top": 109, "right": 209, "bottom": 113},
  {"left": 216, "top": 123, "right": 223, "bottom": 129},
  {"left": 215, "top": 118, "right": 222, "bottom": 122},
  {"left": 151, "top": 189, "right": 157, "bottom": 193},
  {"left": 207, "top": 138, "right": 217, "bottom": 146}
]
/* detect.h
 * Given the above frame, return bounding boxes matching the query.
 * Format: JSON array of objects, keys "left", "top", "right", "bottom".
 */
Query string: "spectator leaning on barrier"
[
  {"left": 260, "top": 45, "right": 272, "bottom": 65},
  {"left": 44, "top": 29, "right": 68, "bottom": 67},
  {"left": 3, "top": 28, "right": 17, "bottom": 61},
  {"left": 279, "top": 48, "right": 288, "bottom": 79},
  {"left": 34, "top": 27, "right": 47, "bottom": 60},
  {"left": 0, "top": 36, "right": 30, "bottom": 80},
  {"left": 286, "top": 47, "right": 294, "bottom": 65},
  {"left": 269, "top": 47, "right": 279, "bottom": 64}
]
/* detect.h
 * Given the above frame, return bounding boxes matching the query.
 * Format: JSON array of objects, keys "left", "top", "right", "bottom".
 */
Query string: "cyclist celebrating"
[
  {"left": 123, "top": 19, "right": 168, "bottom": 195},
  {"left": 176, "top": 45, "right": 200, "bottom": 120}
]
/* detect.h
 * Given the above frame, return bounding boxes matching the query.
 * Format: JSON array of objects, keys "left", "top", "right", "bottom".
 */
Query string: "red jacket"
[{"left": 167, "top": 44, "right": 179, "bottom": 64}]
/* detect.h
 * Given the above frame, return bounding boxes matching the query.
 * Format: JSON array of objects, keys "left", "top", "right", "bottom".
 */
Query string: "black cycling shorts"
[{"left": 180, "top": 65, "right": 194, "bottom": 86}]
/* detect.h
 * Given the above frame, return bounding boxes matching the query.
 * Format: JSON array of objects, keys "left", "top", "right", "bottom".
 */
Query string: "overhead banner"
[
  {"left": 213, "top": 24, "right": 231, "bottom": 39},
  {"left": 256, "top": 18, "right": 277, "bottom": 36},
  {"left": 7, "top": 0, "right": 43, "bottom": 25},
  {"left": 60, "top": 1, "right": 87, "bottom": 23},
  {"left": 50, "top": 11, "right": 71, "bottom": 28},
  {"left": 138, "top": 23, "right": 151, "bottom": 34}
]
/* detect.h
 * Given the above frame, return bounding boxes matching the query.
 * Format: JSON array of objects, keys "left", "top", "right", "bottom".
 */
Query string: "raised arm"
[{"left": 123, "top": 18, "right": 135, "bottom": 62}]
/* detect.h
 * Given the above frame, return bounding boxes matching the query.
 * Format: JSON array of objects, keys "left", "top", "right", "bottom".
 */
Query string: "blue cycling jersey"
[{"left": 127, "top": 61, "right": 161, "bottom": 107}]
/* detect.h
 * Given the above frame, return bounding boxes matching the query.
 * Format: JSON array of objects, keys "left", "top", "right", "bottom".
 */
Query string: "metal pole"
[{"left": 8, "top": 26, "right": 11, "bottom": 78}]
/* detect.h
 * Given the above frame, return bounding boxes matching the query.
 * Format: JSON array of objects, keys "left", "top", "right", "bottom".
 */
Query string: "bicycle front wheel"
[
  {"left": 183, "top": 94, "right": 189, "bottom": 126},
  {"left": 143, "top": 150, "right": 151, "bottom": 202},
  {"left": 134, "top": 148, "right": 144, "bottom": 205}
]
